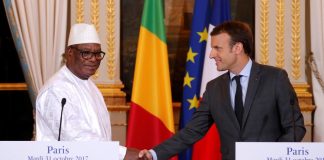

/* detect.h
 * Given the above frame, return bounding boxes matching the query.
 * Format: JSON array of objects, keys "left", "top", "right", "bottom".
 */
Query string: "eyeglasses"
[{"left": 70, "top": 46, "right": 105, "bottom": 60}]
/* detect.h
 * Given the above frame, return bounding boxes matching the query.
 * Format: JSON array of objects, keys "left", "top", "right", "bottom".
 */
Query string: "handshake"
[{"left": 125, "top": 148, "right": 153, "bottom": 160}]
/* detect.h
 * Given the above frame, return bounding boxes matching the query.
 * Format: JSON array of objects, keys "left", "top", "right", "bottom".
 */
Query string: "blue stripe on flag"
[
  {"left": 179, "top": 0, "right": 231, "bottom": 160},
  {"left": 178, "top": 0, "right": 211, "bottom": 159}
]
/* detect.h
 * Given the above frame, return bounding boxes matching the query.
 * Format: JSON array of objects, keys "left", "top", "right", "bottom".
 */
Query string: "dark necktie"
[{"left": 233, "top": 75, "right": 243, "bottom": 128}]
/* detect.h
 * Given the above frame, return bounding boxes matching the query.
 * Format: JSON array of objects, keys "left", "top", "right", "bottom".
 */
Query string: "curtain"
[
  {"left": 3, "top": 0, "right": 68, "bottom": 106},
  {"left": 310, "top": 0, "right": 324, "bottom": 141}
]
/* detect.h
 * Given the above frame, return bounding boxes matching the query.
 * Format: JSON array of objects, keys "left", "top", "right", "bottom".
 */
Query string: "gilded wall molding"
[
  {"left": 91, "top": 0, "right": 100, "bottom": 31},
  {"left": 106, "top": 0, "right": 116, "bottom": 80},
  {"left": 293, "top": 83, "right": 314, "bottom": 112},
  {"left": 0, "top": 83, "right": 27, "bottom": 91},
  {"left": 76, "top": 0, "right": 84, "bottom": 23},
  {"left": 293, "top": 83, "right": 312, "bottom": 98},
  {"left": 91, "top": 0, "right": 100, "bottom": 79},
  {"left": 71, "top": 0, "right": 122, "bottom": 85},
  {"left": 275, "top": 0, "right": 285, "bottom": 68},
  {"left": 260, "top": 0, "right": 269, "bottom": 65},
  {"left": 97, "top": 83, "right": 126, "bottom": 97},
  {"left": 291, "top": 0, "right": 301, "bottom": 80},
  {"left": 108, "top": 104, "right": 129, "bottom": 111}
]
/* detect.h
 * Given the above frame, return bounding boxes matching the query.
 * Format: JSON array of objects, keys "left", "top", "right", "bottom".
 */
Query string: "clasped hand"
[{"left": 124, "top": 148, "right": 152, "bottom": 160}]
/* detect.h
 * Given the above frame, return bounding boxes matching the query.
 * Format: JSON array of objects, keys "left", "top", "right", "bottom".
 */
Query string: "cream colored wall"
[
  {"left": 255, "top": 0, "right": 313, "bottom": 141},
  {"left": 109, "top": 107, "right": 128, "bottom": 145},
  {"left": 70, "top": 0, "right": 122, "bottom": 85}
]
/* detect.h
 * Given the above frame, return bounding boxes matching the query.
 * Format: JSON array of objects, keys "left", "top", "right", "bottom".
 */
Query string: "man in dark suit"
[{"left": 138, "top": 21, "right": 306, "bottom": 160}]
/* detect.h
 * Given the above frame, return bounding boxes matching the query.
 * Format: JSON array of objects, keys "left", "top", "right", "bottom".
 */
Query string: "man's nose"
[{"left": 209, "top": 49, "right": 215, "bottom": 59}]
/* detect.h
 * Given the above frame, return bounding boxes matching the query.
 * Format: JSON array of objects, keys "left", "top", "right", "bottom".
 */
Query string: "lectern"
[
  {"left": 236, "top": 142, "right": 324, "bottom": 160},
  {"left": 0, "top": 141, "right": 119, "bottom": 160}
]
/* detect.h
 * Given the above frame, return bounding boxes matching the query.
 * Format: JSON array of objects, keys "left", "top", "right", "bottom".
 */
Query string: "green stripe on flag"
[{"left": 141, "top": 0, "right": 166, "bottom": 43}]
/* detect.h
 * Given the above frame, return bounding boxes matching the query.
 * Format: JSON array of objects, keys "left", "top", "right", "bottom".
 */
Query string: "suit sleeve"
[
  {"left": 153, "top": 85, "right": 214, "bottom": 159},
  {"left": 275, "top": 69, "right": 306, "bottom": 141}
]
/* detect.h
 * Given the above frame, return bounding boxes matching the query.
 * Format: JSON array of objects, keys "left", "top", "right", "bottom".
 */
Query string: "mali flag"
[{"left": 126, "top": 0, "right": 176, "bottom": 155}]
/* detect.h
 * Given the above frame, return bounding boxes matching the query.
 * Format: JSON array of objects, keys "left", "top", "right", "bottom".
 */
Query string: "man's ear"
[
  {"left": 233, "top": 42, "right": 244, "bottom": 55},
  {"left": 65, "top": 47, "right": 72, "bottom": 56},
  {"left": 64, "top": 47, "right": 73, "bottom": 63}
]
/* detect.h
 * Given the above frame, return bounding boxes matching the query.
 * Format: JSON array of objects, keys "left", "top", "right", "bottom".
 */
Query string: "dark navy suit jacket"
[{"left": 153, "top": 62, "right": 306, "bottom": 160}]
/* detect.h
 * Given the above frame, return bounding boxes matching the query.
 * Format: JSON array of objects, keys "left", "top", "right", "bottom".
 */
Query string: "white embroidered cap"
[{"left": 67, "top": 23, "right": 101, "bottom": 46}]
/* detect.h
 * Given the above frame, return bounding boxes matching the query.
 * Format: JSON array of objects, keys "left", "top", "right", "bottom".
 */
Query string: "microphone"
[
  {"left": 58, "top": 98, "right": 66, "bottom": 141},
  {"left": 290, "top": 97, "right": 296, "bottom": 142}
]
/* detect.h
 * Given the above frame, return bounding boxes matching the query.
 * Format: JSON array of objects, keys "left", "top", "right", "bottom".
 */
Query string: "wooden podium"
[
  {"left": 0, "top": 141, "right": 119, "bottom": 160},
  {"left": 236, "top": 142, "right": 324, "bottom": 160}
]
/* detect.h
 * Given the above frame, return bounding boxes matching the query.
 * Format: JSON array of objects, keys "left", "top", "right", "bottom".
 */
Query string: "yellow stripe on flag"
[{"left": 132, "top": 26, "right": 174, "bottom": 132}]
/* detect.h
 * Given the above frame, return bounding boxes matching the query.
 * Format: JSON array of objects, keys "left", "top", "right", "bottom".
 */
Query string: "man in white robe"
[{"left": 36, "top": 23, "right": 139, "bottom": 160}]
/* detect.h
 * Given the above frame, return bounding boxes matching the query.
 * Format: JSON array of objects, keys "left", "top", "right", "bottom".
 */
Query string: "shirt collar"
[{"left": 230, "top": 58, "right": 252, "bottom": 80}]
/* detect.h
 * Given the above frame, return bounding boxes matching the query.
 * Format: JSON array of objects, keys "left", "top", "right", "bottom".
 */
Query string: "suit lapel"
[
  {"left": 242, "top": 62, "right": 261, "bottom": 128},
  {"left": 220, "top": 73, "right": 241, "bottom": 130}
]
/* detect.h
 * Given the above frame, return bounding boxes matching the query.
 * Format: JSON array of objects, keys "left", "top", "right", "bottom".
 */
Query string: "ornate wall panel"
[
  {"left": 71, "top": 0, "right": 126, "bottom": 145},
  {"left": 71, "top": 0, "right": 121, "bottom": 85},
  {"left": 255, "top": 0, "right": 314, "bottom": 141}
]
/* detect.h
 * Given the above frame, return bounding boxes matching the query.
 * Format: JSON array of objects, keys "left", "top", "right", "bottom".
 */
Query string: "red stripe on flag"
[
  {"left": 192, "top": 124, "right": 222, "bottom": 159},
  {"left": 126, "top": 102, "right": 174, "bottom": 149},
  {"left": 191, "top": 98, "right": 222, "bottom": 159}
]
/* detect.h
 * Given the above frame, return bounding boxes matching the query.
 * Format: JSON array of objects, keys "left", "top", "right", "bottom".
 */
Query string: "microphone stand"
[
  {"left": 290, "top": 97, "right": 296, "bottom": 142},
  {"left": 58, "top": 98, "right": 66, "bottom": 141}
]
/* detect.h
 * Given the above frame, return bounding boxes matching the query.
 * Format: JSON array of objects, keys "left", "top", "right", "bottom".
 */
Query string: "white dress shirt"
[
  {"left": 36, "top": 65, "right": 126, "bottom": 159},
  {"left": 229, "top": 58, "right": 252, "bottom": 109}
]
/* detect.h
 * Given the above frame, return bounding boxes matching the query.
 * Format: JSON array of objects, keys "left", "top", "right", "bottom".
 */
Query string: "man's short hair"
[{"left": 211, "top": 21, "right": 253, "bottom": 57}]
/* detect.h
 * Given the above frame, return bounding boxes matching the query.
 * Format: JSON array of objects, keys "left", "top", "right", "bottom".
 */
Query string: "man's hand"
[
  {"left": 124, "top": 148, "right": 140, "bottom": 160},
  {"left": 138, "top": 149, "right": 153, "bottom": 160}
]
